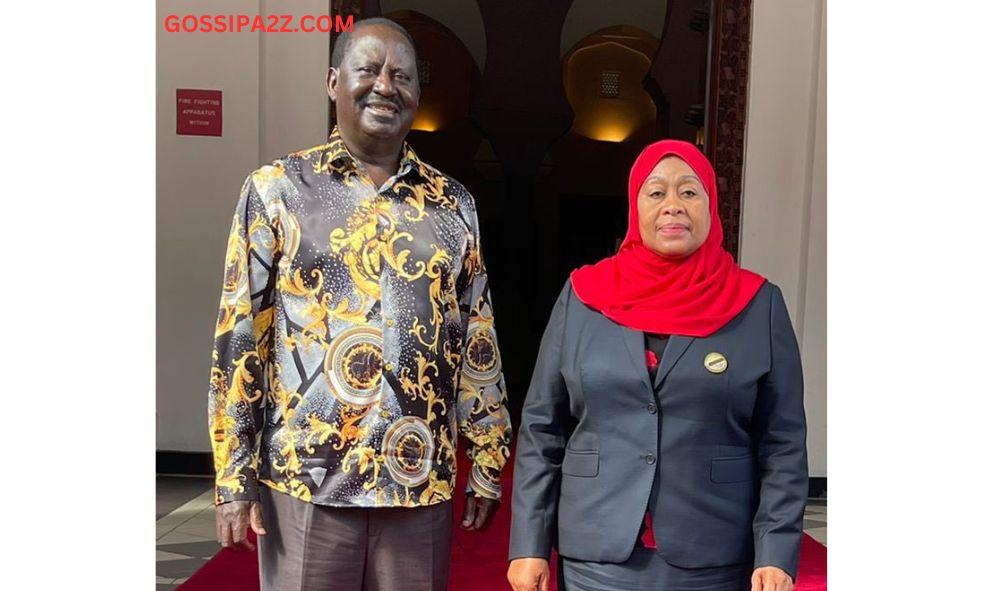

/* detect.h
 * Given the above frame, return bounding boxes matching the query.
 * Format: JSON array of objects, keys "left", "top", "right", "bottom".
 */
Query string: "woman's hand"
[
  {"left": 751, "top": 566, "right": 793, "bottom": 591},
  {"left": 507, "top": 557, "right": 549, "bottom": 591}
]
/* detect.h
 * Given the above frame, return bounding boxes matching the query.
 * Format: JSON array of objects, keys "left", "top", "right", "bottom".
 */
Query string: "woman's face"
[{"left": 636, "top": 156, "right": 711, "bottom": 259}]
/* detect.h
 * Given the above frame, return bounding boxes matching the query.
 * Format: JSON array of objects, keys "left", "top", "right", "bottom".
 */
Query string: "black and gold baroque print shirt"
[{"left": 208, "top": 126, "right": 511, "bottom": 508}]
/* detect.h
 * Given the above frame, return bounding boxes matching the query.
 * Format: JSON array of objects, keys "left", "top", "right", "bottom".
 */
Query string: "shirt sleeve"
[
  {"left": 751, "top": 284, "right": 809, "bottom": 580},
  {"left": 455, "top": 216, "right": 513, "bottom": 500},
  {"left": 208, "top": 174, "right": 279, "bottom": 505}
]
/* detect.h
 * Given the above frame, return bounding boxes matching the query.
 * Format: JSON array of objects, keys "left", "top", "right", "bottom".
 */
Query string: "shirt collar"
[{"left": 324, "top": 125, "right": 422, "bottom": 180}]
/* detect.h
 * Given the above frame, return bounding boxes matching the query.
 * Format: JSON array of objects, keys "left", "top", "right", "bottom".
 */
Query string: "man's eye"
[{"left": 395, "top": 73, "right": 411, "bottom": 81}]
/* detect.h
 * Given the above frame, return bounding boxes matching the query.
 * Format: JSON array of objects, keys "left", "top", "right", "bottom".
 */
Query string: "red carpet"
[{"left": 179, "top": 450, "right": 826, "bottom": 590}]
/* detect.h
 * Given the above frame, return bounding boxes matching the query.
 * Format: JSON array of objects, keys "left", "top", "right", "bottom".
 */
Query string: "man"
[{"left": 208, "top": 17, "right": 511, "bottom": 591}]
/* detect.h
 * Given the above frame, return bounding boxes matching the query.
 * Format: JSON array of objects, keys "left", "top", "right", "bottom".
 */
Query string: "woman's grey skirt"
[{"left": 560, "top": 547, "right": 753, "bottom": 591}]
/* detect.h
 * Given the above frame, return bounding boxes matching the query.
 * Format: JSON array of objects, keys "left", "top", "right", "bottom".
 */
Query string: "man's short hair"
[{"left": 331, "top": 17, "right": 417, "bottom": 67}]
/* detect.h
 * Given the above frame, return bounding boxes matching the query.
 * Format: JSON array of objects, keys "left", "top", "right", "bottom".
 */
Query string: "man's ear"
[{"left": 326, "top": 67, "right": 338, "bottom": 102}]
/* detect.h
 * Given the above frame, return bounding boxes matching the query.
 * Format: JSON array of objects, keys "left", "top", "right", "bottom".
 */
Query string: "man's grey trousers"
[{"left": 258, "top": 487, "right": 453, "bottom": 591}]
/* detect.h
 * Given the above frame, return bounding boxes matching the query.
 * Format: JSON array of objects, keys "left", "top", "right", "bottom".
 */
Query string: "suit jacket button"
[
  {"left": 646, "top": 402, "right": 657, "bottom": 414},
  {"left": 645, "top": 454, "right": 656, "bottom": 465}
]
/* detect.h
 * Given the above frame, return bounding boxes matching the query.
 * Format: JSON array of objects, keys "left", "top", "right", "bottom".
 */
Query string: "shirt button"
[
  {"left": 386, "top": 318, "right": 395, "bottom": 327},
  {"left": 384, "top": 362, "right": 394, "bottom": 371},
  {"left": 646, "top": 403, "right": 657, "bottom": 414},
  {"left": 645, "top": 454, "right": 656, "bottom": 465}
]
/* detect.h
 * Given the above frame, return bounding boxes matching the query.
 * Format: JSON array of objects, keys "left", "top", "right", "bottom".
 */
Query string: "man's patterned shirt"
[{"left": 208, "top": 126, "right": 512, "bottom": 508}]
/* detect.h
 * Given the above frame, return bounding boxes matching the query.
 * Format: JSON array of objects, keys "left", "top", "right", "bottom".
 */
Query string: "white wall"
[
  {"left": 261, "top": 0, "right": 334, "bottom": 160},
  {"left": 156, "top": 0, "right": 328, "bottom": 452},
  {"left": 741, "top": 0, "right": 826, "bottom": 477}
]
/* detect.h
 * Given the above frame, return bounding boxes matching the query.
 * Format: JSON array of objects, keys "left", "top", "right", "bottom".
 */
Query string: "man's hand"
[
  {"left": 751, "top": 566, "right": 793, "bottom": 591},
  {"left": 215, "top": 499, "right": 266, "bottom": 550},
  {"left": 507, "top": 557, "right": 549, "bottom": 591},
  {"left": 460, "top": 493, "right": 499, "bottom": 531}
]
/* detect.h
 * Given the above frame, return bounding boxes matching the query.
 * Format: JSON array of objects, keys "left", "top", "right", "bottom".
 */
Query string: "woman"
[{"left": 507, "top": 140, "right": 808, "bottom": 591}]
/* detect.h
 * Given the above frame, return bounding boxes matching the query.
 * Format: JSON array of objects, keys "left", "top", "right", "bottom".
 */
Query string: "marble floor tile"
[
  {"left": 805, "top": 526, "right": 827, "bottom": 545},
  {"left": 157, "top": 540, "right": 222, "bottom": 559},
  {"left": 157, "top": 557, "right": 208, "bottom": 579},
  {"left": 156, "top": 549, "right": 191, "bottom": 561},
  {"left": 157, "top": 476, "right": 213, "bottom": 519},
  {"left": 157, "top": 529, "right": 216, "bottom": 545}
]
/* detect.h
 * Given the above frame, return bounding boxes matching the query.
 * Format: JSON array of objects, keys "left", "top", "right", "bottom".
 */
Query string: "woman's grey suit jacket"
[{"left": 509, "top": 279, "right": 808, "bottom": 579}]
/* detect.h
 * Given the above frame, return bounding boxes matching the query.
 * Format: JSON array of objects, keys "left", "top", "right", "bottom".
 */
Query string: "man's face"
[{"left": 328, "top": 26, "right": 419, "bottom": 143}]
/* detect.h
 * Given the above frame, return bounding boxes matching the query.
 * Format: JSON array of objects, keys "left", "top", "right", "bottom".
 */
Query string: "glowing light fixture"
[
  {"left": 564, "top": 41, "right": 655, "bottom": 143},
  {"left": 590, "top": 123, "right": 633, "bottom": 143},
  {"left": 410, "top": 114, "right": 440, "bottom": 132}
]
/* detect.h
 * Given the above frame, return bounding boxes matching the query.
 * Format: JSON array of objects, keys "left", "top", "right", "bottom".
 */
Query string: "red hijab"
[{"left": 570, "top": 140, "right": 765, "bottom": 337}]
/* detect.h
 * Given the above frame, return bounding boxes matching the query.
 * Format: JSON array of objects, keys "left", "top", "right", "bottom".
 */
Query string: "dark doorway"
[{"left": 330, "top": 0, "right": 752, "bottom": 418}]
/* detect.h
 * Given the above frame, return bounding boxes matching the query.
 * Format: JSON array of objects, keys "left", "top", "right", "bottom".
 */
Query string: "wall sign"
[{"left": 176, "top": 89, "right": 222, "bottom": 137}]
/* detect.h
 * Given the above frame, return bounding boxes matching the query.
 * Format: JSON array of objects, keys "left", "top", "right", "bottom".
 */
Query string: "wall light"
[{"left": 411, "top": 114, "right": 440, "bottom": 132}]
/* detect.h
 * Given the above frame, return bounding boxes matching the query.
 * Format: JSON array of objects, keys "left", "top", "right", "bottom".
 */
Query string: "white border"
[{"left": 831, "top": 1, "right": 1004, "bottom": 588}]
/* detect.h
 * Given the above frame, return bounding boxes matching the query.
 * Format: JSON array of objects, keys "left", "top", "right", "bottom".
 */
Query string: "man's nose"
[{"left": 372, "top": 69, "right": 396, "bottom": 97}]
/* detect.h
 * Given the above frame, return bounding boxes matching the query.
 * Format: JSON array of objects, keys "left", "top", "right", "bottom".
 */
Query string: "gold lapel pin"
[{"left": 704, "top": 352, "right": 728, "bottom": 374}]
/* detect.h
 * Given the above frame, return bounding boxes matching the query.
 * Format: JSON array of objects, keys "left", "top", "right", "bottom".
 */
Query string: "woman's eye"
[
  {"left": 681, "top": 189, "right": 697, "bottom": 197},
  {"left": 649, "top": 191, "right": 664, "bottom": 199}
]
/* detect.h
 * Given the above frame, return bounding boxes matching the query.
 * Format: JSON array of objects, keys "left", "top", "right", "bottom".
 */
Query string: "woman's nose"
[{"left": 661, "top": 195, "right": 685, "bottom": 215}]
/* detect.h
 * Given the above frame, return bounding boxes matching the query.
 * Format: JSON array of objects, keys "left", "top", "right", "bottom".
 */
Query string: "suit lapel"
[
  {"left": 619, "top": 324, "right": 653, "bottom": 391},
  {"left": 653, "top": 335, "right": 695, "bottom": 391}
]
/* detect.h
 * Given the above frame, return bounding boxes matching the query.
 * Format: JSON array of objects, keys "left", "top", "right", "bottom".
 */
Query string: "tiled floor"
[
  {"left": 157, "top": 476, "right": 215, "bottom": 519},
  {"left": 155, "top": 476, "right": 827, "bottom": 589},
  {"left": 156, "top": 476, "right": 219, "bottom": 590},
  {"left": 803, "top": 497, "right": 828, "bottom": 545}
]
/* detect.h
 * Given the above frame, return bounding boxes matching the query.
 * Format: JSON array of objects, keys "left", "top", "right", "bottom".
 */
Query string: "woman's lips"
[{"left": 657, "top": 224, "right": 690, "bottom": 236}]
